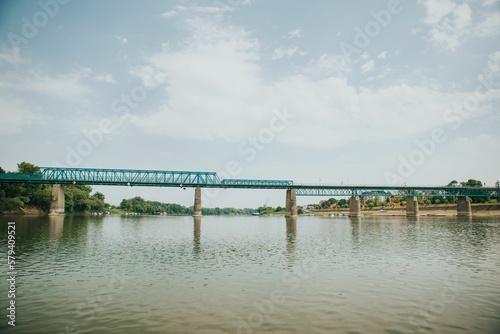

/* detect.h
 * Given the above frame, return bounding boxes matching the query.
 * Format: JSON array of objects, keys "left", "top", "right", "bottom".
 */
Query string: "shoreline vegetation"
[
  {"left": 2, "top": 203, "right": 500, "bottom": 217},
  {"left": 1, "top": 162, "right": 499, "bottom": 217},
  {"left": 308, "top": 203, "right": 500, "bottom": 217}
]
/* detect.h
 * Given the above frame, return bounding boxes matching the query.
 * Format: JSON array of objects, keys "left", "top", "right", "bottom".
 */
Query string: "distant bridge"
[{"left": 0, "top": 166, "right": 498, "bottom": 217}]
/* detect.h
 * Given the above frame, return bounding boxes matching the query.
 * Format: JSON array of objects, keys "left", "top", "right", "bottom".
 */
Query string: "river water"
[{"left": 0, "top": 215, "right": 499, "bottom": 334}]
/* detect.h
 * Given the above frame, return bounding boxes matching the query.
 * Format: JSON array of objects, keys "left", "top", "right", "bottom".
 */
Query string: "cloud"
[
  {"left": 129, "top": 17, "right": 500, "bottom": 150},
  {"left": 361, "top": 60, "right": 375, "bottom": 73},
  {"left": 377, "top": 51, "right": 388, "bottom": 59},
  {"left": 419, "top": 0, "right": 472, "bottom": 51},
  {"left": 269, "top": 76, "right": 477, "bottom": 148},
  {"left": 447, "top": 134, "right": 500, "bottom": 180},
  {"left": 161, "top": 10, "right": 178, "bottom": 19},
  {"left": 130, "top": 19, "right": 263, "bottom": 141},
  {"left": 482, "top": 0, "right": 500, "bottom": 6},
  {"left": 420, "top": 0, "right": 458, "bottom": 25},
  {"left": 307, "top": 54, "right": 351, "bottom": 76},
  {"left": 95, "top": 74, "right": 116, "bottom": 83},
  {"left": 475, "top": 12, "right": 500, "bottom": 37},
  {"left": 418, "top": 0, "right": 500, "bottom": 51},
  {"left": 161, "top": 5, "right": 233, "bottom": 19},
  {"left": 114, "top": 36, "right": 128, "bottom": 44},
  {"left": 0, "top": 94, "right": 44, "bottom": 134},
  {"left": 272, "top": 46, "right": 298, "bottom": 60},
  {"left": 287, "top": 29, "right": 302, "bottom": 39},
  {"left": 0, "top": 47, "right": 22, "bottom": 65},
  {"left": 1, "top": 68, "right": 91, "bottom": 100},
  {"left": 486, "top": 51, "right": 500, "bottom": 73}
]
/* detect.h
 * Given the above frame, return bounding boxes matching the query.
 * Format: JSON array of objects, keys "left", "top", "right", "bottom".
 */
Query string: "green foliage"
[
  {"left": 363, "top": 196, "right": 386, "bottom": 208},
  {"left": 337, "top": 199, "right": 349, "bottom": 208},
  {"left": 119, "top": 196, "right": 255, "bottom": 215},
  {"left": 203, "top": 207, "right": 255, "bottom": 215},
  {"left": 0, "top": 162, "right": 51, "bottom": 212},
  {"left": 320, "top": 198, "right": 337, "bottom": 209},
  {"left": 258, "top": 206, "right": 275, "bottom": 215},
  {"left": 17, "top": 162, "right": 40, "bottom": 175}
]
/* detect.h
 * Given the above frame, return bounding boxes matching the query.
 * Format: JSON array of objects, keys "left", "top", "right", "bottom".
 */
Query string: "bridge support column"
[
  {"left": 193, "top": 188, "right": 202, "bottom": 217},
  {"left": 285, "top": 189, "right": 297, "bottom": 218},
  {"left": 49, "top": 184, "right": 65, "bottom": 215},
  {"left": 349, "top": 196, "right": 361, "bottom": 217},
  {"left": 457, "top": 196, "right": 472, "bottom": 218},
  {"left": 406, "top": 196, "right": 419, "bottom": 217}
]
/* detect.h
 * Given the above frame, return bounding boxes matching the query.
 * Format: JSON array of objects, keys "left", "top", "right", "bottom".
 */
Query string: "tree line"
[{"left": 119, "top": 196, "right": 256, "bottom": 216}]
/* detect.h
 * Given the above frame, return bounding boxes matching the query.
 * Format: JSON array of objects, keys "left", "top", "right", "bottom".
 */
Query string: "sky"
[{"left": 0, "top": 0, "right": 499, "bottom": 208}]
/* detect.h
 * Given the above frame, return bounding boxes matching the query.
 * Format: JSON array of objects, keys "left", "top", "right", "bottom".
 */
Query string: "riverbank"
[{"left": 310, "top": 203, "right": 500, "bottom": 217}]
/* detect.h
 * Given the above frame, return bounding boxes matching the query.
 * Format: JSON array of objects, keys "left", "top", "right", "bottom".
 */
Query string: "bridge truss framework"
[{"left": 0, "top": 167, "right": 498, "bottom": 198}]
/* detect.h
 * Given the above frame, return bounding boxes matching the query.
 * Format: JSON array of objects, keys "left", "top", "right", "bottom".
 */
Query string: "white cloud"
[
  {"left": 95, "top": 74, "right": 116, "bottom": 83},
  {"left": 475, "top": 12, "right": 500, "bottom": 36},
  {"left": 0, "top": 47, "right": 22, "bottom": 65},
  {"left": 361, "top": 60, "right": 375, "bottom": 73},
  {"left": 447, "top": 134, "right": 500, "bottom": 179},
  {"left": 115, "top": 36, "right": 128, "bottom": 44},
  {"left": 485, "top": 51, "right": 500, "bottom": 73},
  {"left": 129, "top": 18, "right": 500, "bottom": 150},
  {"left": 482, "top": 0, "right": 500, "bottom": 6},
  {"left": 1, "top": 68, "right": 91, "bottom": 100},
  {"left": 421, "top": 1, "right": 472, "bottom": 51},
  {"left": 0, "top": 94, "right": 43, "bottom": 134},
  {"left": 420, "top": 0, "right": 458, "bottom": 25},
  {"left": 419, "top": 0, "right": 500, "bottom": 51},
  {"left": 130, "top": 65, "right": 168, "bottom": 88},
  {"left": 411, "top": 27, "right": 422, "bottom": 35},
  {"left": 271, "top": 46, "right": 298, "bottom": 60},
  {"left": 131, "top": 19, "right": 263, "bottom": 141},
  {"left": 161, "top": 10, "right": 178, "bottom": 19},
  {"left": 360, "top": 52, "right": 370, "bottom": 60},
  {"left": 308, "top": 54, "right": 351, "bottom": 76},
  {"left": 267, "top": 76, "right": 475, "bottom": 149},
  {"left": 377, "top": 51, "right": 388, "bottom": 59},
  {"left": 161, "top": 5, "right": 233, "bottom": 18},
  {"left": 287, "top": 29, "right": 302, "bottom": 39}
]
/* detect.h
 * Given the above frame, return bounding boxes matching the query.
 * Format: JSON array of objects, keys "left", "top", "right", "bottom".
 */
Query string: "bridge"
[{"left": 1, "top": 167, "right": 498, "bottom": 218}]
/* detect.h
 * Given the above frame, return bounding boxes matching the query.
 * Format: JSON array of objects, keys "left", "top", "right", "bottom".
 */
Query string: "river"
[{"left": 0, "top": 215, "right": 499, "bottom": 333}]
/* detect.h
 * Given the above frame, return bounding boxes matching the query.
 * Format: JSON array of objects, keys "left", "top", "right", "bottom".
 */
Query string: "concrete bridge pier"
[
  {"left": 285, "top": 189, "right": 297, "bottom": 218},
  {"left": 193, "top": 188, "right": 202, "bottom": 217},
  {"left": 406, "top": 196, "right": 419, "bottom": 217},
  {"left": 457, "top": 196, "right": 472, "bottom": 218},
  {"left": 349, "top": 196, "right": 361, "bottom": 217},
  {"left": 49, "top": 184, "right": 65, "bottom": 215}
]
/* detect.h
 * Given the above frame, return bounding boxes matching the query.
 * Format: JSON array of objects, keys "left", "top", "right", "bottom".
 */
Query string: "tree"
[
  {"left": 64, "top": 185, "right": 94, "bottom": 213},
  {"left": 460, "top": 179, "right": 489, "bottom": 203},
  {"left": 17, "top": 162, "right": 40, "bottom": 175},
  {"left": 90, "top": 192, "right": 107, "bottom": 212},
  {"left": 365, "top": 199, "right": 375, "bottom": 208}
]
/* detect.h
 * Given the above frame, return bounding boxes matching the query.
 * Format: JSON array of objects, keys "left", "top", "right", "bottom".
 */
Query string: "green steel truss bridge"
[{"left": 0, "top": 167, "right": 498, "bottom": 198}]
